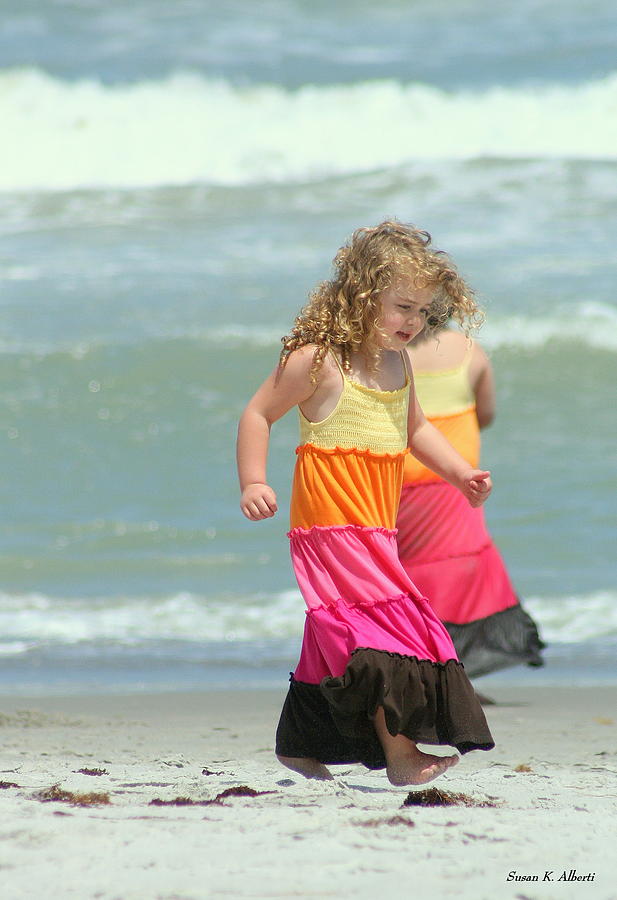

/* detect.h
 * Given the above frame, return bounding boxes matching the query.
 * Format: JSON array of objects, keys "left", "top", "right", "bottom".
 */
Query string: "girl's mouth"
[{"left": 396, "top": 331, "right": 411, "bottom": 342}]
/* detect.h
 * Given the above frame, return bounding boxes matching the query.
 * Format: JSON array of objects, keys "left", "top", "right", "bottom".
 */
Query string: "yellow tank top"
[
  {"left": 298, "top": 354, "right": 409, "bottom": 455},
  {"left": 413, "top": 350, "right": 475, "bottom": 416},
  {"left": 404, "top": 349, "right": 479, "bottom": 484}
]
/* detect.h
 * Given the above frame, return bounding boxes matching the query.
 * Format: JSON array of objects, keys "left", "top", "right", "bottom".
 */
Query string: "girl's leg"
[
  {"left": 276, "top": 754, "right": 334, "bottom": 780},
  {"left": 373, "top": 707, "right": 459, "bottom": 786}
]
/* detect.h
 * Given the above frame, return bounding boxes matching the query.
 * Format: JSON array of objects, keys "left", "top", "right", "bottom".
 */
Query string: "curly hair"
[{"left": 279, "top": 219, "right": 483, "bottom": 381}]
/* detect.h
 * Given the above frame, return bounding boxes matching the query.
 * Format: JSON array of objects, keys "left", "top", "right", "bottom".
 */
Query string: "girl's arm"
[
  {"left": 406, "top": 364, "right": 492, "bottom": 507},
  {"left": 469, "top": 341, "right": 496, "bottom": 429},
  {"left": 237, "top": 347, "right": 317, "bottom": 521}
]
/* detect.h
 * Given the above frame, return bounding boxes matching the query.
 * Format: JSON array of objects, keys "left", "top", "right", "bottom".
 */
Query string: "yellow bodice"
[
  {"left": 298, "top": 373, "right": 409, "bottom": 455},
  {"left": 412, "top": 356, "right": 474, "bottom": 417}
]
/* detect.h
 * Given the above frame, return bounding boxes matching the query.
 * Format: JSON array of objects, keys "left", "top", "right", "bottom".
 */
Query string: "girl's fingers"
[
  {"left": 241, "top": 503, "right": 265, "bottom": 520},
  {"left": 249, "top": 499, "right": 277, "bottom": 519},
  {"left": 240, "top": 486, "right": 278, "bottom": 520}
]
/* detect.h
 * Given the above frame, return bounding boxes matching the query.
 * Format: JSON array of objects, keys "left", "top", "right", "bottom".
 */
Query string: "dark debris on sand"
[
  {"left": 34, "top": 784, "right": 111, "bottom": 806},
  {"left": 75, "top": 768, "right": 109, "bottom": 777},
  {"left": 403, "top": 788, "right": 500, "bottom": 808},
  {"left": 150, "top": 786, "right": 276, "bottom": 807},
  {"left": 150, "top": 797, "right": 212, "bottom": 807},
  {"left": 214, "top": 786, "right": 274, "bottom": 801},
  {"left": 0, "top": 781, "right": 20, "bottom": 789},
  {"left": 356, "top": 815, "right": 415, "bottom": 828}
]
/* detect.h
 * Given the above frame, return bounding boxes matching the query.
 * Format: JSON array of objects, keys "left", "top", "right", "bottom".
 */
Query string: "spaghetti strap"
[
  {"left": 399, "top": 349, "right": 411, "bottom": 383},
  {"left": 461, "top": 339, "right": 474, "bottom": 369},
  {"left": 329, "top": 349, "right": 345, "bottom": 376}
]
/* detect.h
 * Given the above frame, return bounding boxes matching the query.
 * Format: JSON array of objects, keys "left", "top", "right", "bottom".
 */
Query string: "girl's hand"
[
  {"left": 240, "top": 482, "right": 278, "bottom": 521},
  {"left": 460, "top": 469, "right": 492, "bottom": 507}
]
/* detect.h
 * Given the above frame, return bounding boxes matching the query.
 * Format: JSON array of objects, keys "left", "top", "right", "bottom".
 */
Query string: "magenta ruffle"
[
  {"left": 288, "top": 524, "right": 397, "bottom": 539},
  {"left": 289, "top": 525, "right": 458, "bottom": 683}
]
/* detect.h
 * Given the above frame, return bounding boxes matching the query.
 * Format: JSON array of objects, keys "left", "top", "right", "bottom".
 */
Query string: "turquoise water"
[{"left": 1, "top": 0, "right": 616, "bottom": 693}]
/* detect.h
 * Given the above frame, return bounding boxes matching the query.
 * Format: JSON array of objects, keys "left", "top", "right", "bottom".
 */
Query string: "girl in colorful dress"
[
  {"left": 237, "top": 221, "right": 494, "bottom": 786},
  {"left": 396, "top": 324, "right": 545, "bottom": 685}
]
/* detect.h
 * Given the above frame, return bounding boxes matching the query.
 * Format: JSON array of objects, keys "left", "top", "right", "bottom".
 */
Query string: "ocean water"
[{"left": 1, "top": 0, "right": 616, "bottom": 695}]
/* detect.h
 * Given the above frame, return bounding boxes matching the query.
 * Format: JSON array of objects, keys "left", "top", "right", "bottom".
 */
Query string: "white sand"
[{"left": 0, "top": 686, "right": 615, "bottom": 900}]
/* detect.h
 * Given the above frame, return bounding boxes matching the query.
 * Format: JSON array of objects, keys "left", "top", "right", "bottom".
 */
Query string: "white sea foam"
[
  {"left": 480, "top": 302, "right": 617, "bottom": 351},
  {"left": 2, "top": 68, "right": 617, "bottom": 191},
  {"left": 524, "top": 592, "right": 617, "bottom": 643},
  {"left": 0, "top": 590, "right": 303, "bottom": 647},
  {"left": 0, "top": 301, "right": 616, "bottom": 358},
  {"left": 182, "top": 302, "right": 617, "bottom": 353},
  {"left": 0, "top": 588, "right": 615, "bottom": 657}
]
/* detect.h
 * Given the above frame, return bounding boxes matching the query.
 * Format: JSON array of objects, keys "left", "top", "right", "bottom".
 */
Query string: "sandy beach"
[{"left": 0, "top": 685, "right": 615, "bottom": 900}]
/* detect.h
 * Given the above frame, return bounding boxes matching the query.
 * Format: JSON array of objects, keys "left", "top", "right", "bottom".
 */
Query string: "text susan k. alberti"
[{"left": 507, "top": 870, "right": 596, "bottom": 883}]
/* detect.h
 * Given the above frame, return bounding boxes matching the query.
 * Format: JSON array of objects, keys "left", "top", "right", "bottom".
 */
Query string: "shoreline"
[
  {"left": 1, "top": 685, "right": 615, "bottom": 899},
  {"left": 2, "top": 638, "right": 617, "bottom": 700}
]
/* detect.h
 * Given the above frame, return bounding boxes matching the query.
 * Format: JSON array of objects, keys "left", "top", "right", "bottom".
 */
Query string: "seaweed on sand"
[
  {"left": 34, "top": 784, "right": 111, "bottom": 806},
  {"left": 149, "top": 786, "right": 275, "bottom": 807},
  {"left": 403, "top": 788, "right": 499, "bottom": 808},
  {"left": 356, "top": 815, "right": 415, "bottom": 828}
]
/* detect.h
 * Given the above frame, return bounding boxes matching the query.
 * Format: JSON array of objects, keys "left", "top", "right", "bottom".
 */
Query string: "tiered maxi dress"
[
  {"left": 396, "top": 350, "right": 545, "bottom": 679},
  {"left": 275, "top": 353, "right": 494, "bottom": 769}
]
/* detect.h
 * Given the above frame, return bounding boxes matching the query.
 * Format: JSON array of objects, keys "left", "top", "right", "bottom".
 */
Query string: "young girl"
[
  {"left": 237, "top": 220, "right": 494, "bottom": 786},
  {"left": 396, "top": 323, "right": 545, "bottom": 685}
]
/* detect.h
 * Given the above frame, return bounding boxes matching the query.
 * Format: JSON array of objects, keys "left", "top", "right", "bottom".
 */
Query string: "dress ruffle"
[
  {"left": 296, "top": 442, "right": 409, "bottom": 460},
  {"left": 396, "top": 481, "right": 545, "bottom": 676},
  {"left": 397, "top": 480, "right": 521, "bottom": 623},
  {"left": 276, "top": 647, "right": 494, "bottom": 769},
  {"left": 288, "top": 524, "right": 397, "bottom": 538},
  {"left": 288, "top": 526, "right": 457, "bottom": 682},
  {"left": 293, "top": 595, "right": 456, "bottom": 683},
  {"left": 290, "top": 525, "right": 427, "bottom": 612},
  {"left": 444, "top": 602, "right": 546, "bottom": 678}
]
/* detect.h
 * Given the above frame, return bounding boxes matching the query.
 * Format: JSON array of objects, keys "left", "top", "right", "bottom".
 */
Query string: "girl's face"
[{"left": 377, "top": 281, "right": 434, "bottom": 349}]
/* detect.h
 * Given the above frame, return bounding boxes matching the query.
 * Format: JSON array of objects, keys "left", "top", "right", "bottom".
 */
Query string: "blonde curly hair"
[{"left": 279, "top": 219, "right": 483, "bottom": 381}]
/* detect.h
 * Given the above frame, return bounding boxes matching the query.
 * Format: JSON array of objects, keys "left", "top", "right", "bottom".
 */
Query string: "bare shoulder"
[
  {"left": 469, "top": 338, "right": 491, "bottom": 372},
  {"left": 468, "top": 337, "right": 494, "bottom": 389},
  {"left": 441, "top": 329, "right": 469, "bottom": 350},
  {"left": 281, "top": 344, "right": 339, "bottom": 387},
  {"left": 410, "top": 328, "right": 468, "bottom": 369},
  {"left": 283, "top": 344, "right": 316, "bottom": 369}
]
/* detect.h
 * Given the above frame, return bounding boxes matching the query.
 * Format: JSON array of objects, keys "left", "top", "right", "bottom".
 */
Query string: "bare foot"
[
  {"left": 373, "top": 706, "right": 459, "bottom": 786},
  {"left": 386, "top": 748, "right": 459, "bottom": 786},
  {"left": 276, "top": 754, "right": 334, "bottom": 780}
]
